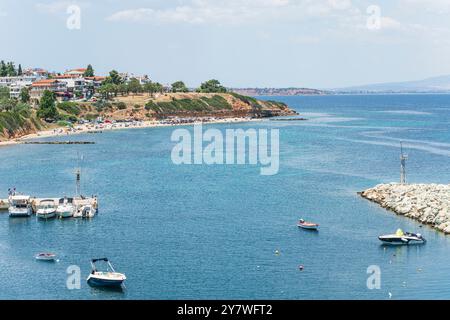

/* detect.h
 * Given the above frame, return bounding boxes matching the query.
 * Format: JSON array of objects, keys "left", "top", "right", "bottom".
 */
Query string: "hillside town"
[{"left": 0, "top": 63, "right": 156, "bottom": 104}]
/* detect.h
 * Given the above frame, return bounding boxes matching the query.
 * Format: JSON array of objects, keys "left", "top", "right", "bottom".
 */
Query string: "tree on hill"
[
  {"left": 171, "top": 81, "right": 188, "bottom": 93},
  {"left": 103, "top": 70, "right": 123, "bottom": 85},
  {"left": 20, "top": 87, "right": 30, "bottom": 103},
  {"left": 0, "top": 61, "right": 7, "bottom": 77},
  {"left": 127, "top": 78, "right": 142, "bottom": 95},
  {"left": 154, "top": 82, "right": 164, "bottom": 94},
  {"left": 197, "top": 79, "right": 227, "bottom": 93},
  {"left": 17, "top": 64, "right": 23, "bottom": 76},
  {"left": 118, "top": 83, "right": 128, "bottom": 96},
  {"left": 98, "top": 83, "right": 117, "bottom": 99},
  {"left": 84, "top": 64, "right": 94, "bottom": 77},
  {"left": 6, "top": 62, "right": 16, "bottom": 76},
  {"left": 37, "top": 90, "right": 58, "bottom": 120}
]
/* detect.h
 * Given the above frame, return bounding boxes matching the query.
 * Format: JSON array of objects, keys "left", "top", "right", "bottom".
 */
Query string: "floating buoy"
[
  {"left": 298, "top": 265, "right": 304, "bottom": 271},
  {"left": 275, "top": 250, "right": 280, "bottom": 255},
  {"left": 417, "top": 268, "right": 422, "bottom": 272}
]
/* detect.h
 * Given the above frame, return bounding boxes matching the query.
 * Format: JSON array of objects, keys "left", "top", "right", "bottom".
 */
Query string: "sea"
[{"left": 1, "top": 94, "right": 450, "bottom": 299}]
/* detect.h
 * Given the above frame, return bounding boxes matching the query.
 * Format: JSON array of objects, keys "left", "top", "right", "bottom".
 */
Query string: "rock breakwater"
[{"left": 359, "top": 183, "right": 450, "bottom": 233}]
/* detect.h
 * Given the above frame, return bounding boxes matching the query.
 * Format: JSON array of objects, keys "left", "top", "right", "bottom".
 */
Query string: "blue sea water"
[{"left": 1, "top": 94, "right": 450, "bottom": 300}]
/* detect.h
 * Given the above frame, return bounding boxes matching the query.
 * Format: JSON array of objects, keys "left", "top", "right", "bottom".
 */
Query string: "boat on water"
[
  {"left": 36, "top": 199, "right": 57, "bottom": 219},
  {"left": 379, "top": 229, "right": 426, "bottom": 245},
  {"left": 8, "top": 195, "right": 33, "bottom": 217},
  {"left": 87, "top": 258, "right": 126, "bottom": 288},
  {"left": 0, "top": 199, "right": 9, "bottom": 211},
  {"left": 298, "top": 219, "right": 319, "bottom": 230},
  {"left": 56, "top": 197, "right": 75, "bottom": 218},
  {"left": 35, "top": 253, "right": 57, "bottom": 261},
  {"left": 73, "top": 204, "right": 95, "bottom": 218}
]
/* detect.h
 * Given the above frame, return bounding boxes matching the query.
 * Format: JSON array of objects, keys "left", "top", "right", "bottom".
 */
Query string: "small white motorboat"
[
  {"left": 87, "top": 258, "right": 126, "bottom": 288},
  {"left": 8, "top": 195, "right": 33, "bottom": 217},
  {"left": 56, "top": 197, "right": 75, "bottom": 218},
  {"left": 379, "top": 229, "right": 426, "bottom": 245},
  {"left": 73, "top": 204, "right": 95, "bottom": 218},
  {"left": 298, "top": 219, "right": 319, "bottom": 230},
  {"left": 36, "top": 199, "right": 57, "bottom": 219},
  {"left": 35, "top": 253, "right": 57, "bottom": 261}
]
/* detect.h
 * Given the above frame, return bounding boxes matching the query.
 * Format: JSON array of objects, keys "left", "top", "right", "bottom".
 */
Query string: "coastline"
[{"left": 0, "top": 117, "right": 265, "bottom": 148}]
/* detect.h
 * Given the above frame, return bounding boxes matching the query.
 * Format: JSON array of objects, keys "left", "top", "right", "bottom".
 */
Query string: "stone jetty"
[{"left": 359, "top": 183, "right": 450, "bottom": 233}]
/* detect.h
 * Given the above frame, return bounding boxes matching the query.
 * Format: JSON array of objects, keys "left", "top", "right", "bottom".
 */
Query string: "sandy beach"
[{"left": 0, "top": 117, "right": 263, "bottom": 148}]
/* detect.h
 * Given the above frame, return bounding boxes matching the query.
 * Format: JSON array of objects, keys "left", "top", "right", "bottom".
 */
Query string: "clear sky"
[{"left": 1, "top": 0, "right": 450, "bottom": 88}]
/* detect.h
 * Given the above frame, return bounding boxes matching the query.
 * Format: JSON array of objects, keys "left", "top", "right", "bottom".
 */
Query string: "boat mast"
[
  {"left": 400, "top": 142, "right": 408, "bottom": 185},
  {"left": 76, "top": 154, "right": 83, "bottom": 197}
]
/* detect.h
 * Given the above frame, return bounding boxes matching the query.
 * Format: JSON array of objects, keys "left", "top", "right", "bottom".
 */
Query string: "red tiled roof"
[
  {"left": 66, "top": 68, "right": 87, "bottom": 73},
  {"left": 31, "top": 79, "right": 58, "bottom": 87},
  {"left": 84, "top": 76, "right": 105, "bottom": 81}
]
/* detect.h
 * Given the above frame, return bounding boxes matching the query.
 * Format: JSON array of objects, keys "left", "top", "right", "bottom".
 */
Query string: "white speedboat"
[
  {"left": 8, "top": 195, "right": 33, "bottom": 217},
  {"left": 56, "top": 197, "right": 75, "bottom": 218},
  {"left": 298, "top": 219, "right": 319, "bottom": 231},
  {"left": 74, "top": 204, "right": 95, "bottom": 218},
  {"left": 379, "top": 229, "right": 426, "bottom": 245},
  {"left": 36, "top": 199, "right": 57, "bottom": 219},
  {"left": 87, "top": 258, "right": 126, "bottom": 288}
]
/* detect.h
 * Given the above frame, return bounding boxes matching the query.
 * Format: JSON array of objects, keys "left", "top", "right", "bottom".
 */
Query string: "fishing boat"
[
  {"left": 35, "top": 253, "right": 57, "bottom": 261},
  {"left": 8, "top": 195, "right": 33, "bottom": 217},
  {"left": 297, "top": 219, "right": 319, "bottom": 230},
  {"left": 36, "top": 199, "right": 57, "bottom": 219},
  {"left": 73, "top": 204, "right": 95, "bottom": 218},
  {"left": 379, "top": 229, "right": 426, "bottom": 245},
  {"left": 56, "top": 197, "right": 75, "bottom": 218},
  {"left": 87, "top": 258, "right": 126, "bottom": 288}
]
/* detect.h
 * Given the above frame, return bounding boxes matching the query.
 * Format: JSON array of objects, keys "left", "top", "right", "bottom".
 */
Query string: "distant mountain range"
[
  {"left": 333, "top": 75, "right": 450, "bottom": 93},
  {"left": 231, "top": 87, "right": 329, "bottom": 96}
]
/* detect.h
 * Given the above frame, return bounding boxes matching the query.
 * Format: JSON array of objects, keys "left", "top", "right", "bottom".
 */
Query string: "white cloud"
[
  {"left": 106, "top": 0, "right": 360, "bottom": 25},
  {"left": 380, "top": 17, "right": 402, "bottom": 30},
  {"left": 401, "top": 0, "right": 450, "bottom": 14}
]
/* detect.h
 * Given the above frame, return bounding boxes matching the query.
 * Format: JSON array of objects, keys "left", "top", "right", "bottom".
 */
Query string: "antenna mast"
[{"left": 400, "top": 142, "right": 408, "bottom": 185}]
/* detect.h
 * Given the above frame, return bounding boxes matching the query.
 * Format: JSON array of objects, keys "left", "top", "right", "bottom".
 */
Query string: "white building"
[
  {"left": 0, "top": 75, "right": 41, "bottom": 88},
  {"left": 56, "top": 77, "right": 86, "bottom": 92},
  {"left": 0, "top": 75, "right": 41, "bottom": 99},
  {"left": 9, "top": 82, "right": 31, "bottom": 99}
]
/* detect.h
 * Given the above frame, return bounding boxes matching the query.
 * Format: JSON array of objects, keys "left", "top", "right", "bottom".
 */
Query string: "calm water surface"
[{"left": 1, "top": 94, "right": 450, "bottom": 299}]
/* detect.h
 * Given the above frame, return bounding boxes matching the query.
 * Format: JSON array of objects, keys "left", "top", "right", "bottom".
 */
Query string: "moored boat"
[
  {"left": 36, "top": 199, "right": 57, "bottom": 219},
  {"left": 378, "top": 229, "right": 426, "bottom": 245},
  {"left": 298, "top": 219, "right": 319, "bottom": 230},
  {"left": 74, "top": 204, "right": 95, "bottom": 218},
  {"left": 8, "top": 195, "right": 33, "bottom": 217},
  {"left": 56, "top": 197, "right": 75, "bottom": 218},
  {"left": 87, "top": 258, "right": 126, "bottom": 288},
  {"left": 35, "top": 253, "right": 57, "bottom": 261}
]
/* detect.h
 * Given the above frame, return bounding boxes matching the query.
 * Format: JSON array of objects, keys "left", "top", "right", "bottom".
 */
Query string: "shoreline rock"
[{"left": 359, "top": 183, "right": 450, "bottom": 233}]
